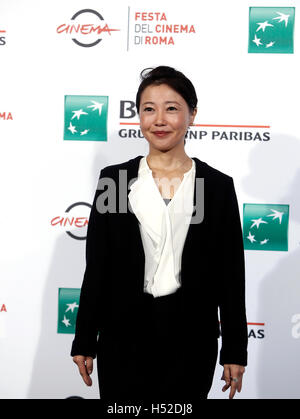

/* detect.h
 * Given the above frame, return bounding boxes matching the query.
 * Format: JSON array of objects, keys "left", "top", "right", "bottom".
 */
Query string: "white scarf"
[{"left": 128, "top": 156, "right": 195, "bottom": 297}]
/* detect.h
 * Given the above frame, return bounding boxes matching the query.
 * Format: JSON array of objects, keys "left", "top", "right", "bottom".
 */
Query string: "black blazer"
[{"left": 71, "top": 155, "right": 248, "bottom": 367}]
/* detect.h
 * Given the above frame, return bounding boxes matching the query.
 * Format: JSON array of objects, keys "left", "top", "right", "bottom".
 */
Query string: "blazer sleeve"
[
  {"left": 71, "top": 170, "right": 109, "bottom": 359},
  {"left": 218, "top": 177, "right": 248, "bottom": 366}
]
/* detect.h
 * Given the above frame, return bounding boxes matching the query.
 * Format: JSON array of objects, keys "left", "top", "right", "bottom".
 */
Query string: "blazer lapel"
[
  {"left": 178, "top": 157, "right": 206, "bottom": 286},
  {"left": 125, "top": 156, "right": 146, "bottom": 293}
]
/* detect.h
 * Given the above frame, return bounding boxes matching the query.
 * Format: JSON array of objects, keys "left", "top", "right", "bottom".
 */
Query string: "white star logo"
[
  {"left": 266, "top": 41, "right": 275, "bottom": 48},
  {"left": 253, "top": 34, "right": 263, "bottom": 46},
  {"left": 250, "top": 218, "right": 268, "bottom": 229},
  {"left": 260, "top": 238, "right": 269, "bottom": 245},
  {"left": 71, "top": 109, "right": 88, "bottom": 120},
  {"left": 62, "top": 315, "right": 71, "bottom": 327},
  {"left": 247, "top": 231, "right": 256, "bottom": 243},
  {"left": 87, "top": 101, "right": 104, "bottom": 116},
  {"left": 80, "top": 129, "right": 89, "bottom": 136},
  {"left": 65, "top": 302, "right": 79, "bottom": 313},
  {"left": 68, "top": 122, "right": 77, "bottom": 134},
  {"left": 256, "top": 21, "right": 274, "bottom": 32},
  {"left": 266, "top": 209, "right": 284, "bottom": 224},
  {"left": 273, "top": 12, "right": 290, "bottom": 27}
]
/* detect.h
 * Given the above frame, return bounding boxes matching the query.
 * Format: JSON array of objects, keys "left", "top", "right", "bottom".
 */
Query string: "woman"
[{"left": 71, "top": 66, "right": 248, "bottom": 400}]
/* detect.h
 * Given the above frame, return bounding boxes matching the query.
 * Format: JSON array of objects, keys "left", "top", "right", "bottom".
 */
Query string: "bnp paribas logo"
[
  {"left": 57, "top": 288, "right": 80, "bottom": 334},
  {"left": 248, "top": 7, "right": 295, "bottom": 53},
  {"left": 64, "top": 95, "right": 108, "bottom": 141},
  {"left": 243, "top": 204, "right": 289, "bottom": 251}
]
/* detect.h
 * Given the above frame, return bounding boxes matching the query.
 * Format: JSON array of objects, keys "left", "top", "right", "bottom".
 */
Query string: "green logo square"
[
  {"left": 57, "top": 288, "right": 80, "bottom": 334},
  {"left": 64, "top": 95, "right": 108, "bottom": 141},
  {"left": 243, "top": 203, "right": 289, "bottom": 251},
  {"left": 248, "top": 7, "right": 295, "bottom": 53}
]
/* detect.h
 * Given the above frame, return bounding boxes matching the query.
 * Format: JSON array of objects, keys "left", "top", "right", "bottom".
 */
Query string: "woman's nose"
[{"left": 154, "top": 110, "right": 166, "bottom": 126}]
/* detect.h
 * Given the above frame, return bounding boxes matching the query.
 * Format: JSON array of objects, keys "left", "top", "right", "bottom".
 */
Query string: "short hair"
[{"left": 136, "top": 66, "right": 198, "bottom": 115}]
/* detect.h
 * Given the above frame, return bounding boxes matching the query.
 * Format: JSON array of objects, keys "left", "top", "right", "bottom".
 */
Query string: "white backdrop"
[{"left": 0, "top": 0, "right": 300, "bottom": 399}]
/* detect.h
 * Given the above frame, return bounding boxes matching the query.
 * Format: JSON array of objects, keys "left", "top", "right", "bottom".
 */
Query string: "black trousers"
[{"left": 97, "top": 287, "right": 218, "bottom": 401}]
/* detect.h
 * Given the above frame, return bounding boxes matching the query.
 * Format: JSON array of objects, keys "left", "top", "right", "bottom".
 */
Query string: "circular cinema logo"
[
  {"left": 57, "top": 9, "right": 120, "bottom": 47},
  {"left": 51, "top": 202, "right": 91, "bottom": 240}
]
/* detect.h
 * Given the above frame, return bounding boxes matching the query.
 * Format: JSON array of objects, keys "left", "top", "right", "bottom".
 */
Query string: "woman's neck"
[{"left": 146, "top": 150, "right": 191, "bottom": 173}]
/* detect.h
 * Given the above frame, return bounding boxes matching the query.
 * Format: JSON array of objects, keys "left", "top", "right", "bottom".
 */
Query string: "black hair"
[{"left": 136, "top": 66, "right": 198, "bottom": 115}]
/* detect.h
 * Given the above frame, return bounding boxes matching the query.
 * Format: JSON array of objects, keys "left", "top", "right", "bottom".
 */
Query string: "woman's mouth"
[{"left": 153, "top": 131, "right": 171, "bottom": 138}]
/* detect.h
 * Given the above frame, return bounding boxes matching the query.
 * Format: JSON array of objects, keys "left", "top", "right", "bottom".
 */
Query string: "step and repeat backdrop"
[{"left": 1, "top": 0, "right": 300, "bottom": 399}]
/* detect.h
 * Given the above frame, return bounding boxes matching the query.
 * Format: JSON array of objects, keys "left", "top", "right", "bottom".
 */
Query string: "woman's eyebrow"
[
  {"left": 165, "top": 101, "right": 181, "bottom": 105},
  {"left": 142, "top": 100, "right": 182, "bottom": 105},
  {"left": 141, "top": 101, "right": 155, "bottom": 105}
]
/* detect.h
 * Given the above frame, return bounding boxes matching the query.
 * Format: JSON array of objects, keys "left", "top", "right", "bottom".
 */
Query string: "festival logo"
[
  {"left": 248, "top": 7, "right": 295, "bottom": 53},
  {"left": 57, "top": 9, "right": 120, "bottom": 47},
  {"left": 64, "top": 95, "right": 108, "bottom": 142},
  {"left": 128, "top": 9, "right": 196, "bottom": 49},
  {"left": 57, "top": 288, "right": 80, "bottom": 334},
  {"left": 243, "top": 203, "right": 289, "bottom": 251}
]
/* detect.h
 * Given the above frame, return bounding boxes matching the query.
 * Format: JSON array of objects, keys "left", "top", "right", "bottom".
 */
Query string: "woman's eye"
[
  {"left": 167, "top": 106, "right": 177, "bottom": 111},
  {"left": 143, "top": 107, "right": 154, "bottom": 112}
]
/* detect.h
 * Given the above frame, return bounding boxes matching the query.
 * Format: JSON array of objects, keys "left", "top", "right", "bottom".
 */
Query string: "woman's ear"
[{"left": 189, "top": 107, "right": 197, "bottom": 126}]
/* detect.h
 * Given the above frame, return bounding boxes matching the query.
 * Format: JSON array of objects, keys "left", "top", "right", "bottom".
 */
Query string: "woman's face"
[{"left": 139, "top": 83, "right": 197, "bottom": 152}]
